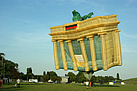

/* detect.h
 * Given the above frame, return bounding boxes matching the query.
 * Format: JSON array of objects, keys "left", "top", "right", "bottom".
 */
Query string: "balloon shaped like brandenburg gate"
[{"left": 49, "top": 11, "right": 122, "bottom": 79}]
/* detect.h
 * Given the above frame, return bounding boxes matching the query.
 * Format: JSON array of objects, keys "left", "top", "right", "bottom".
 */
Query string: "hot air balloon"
[{"left": 49, "top": 11, "right": 122, "bottom": 80}]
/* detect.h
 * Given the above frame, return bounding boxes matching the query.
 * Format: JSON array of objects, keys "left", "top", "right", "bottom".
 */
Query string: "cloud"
[
  {"left": 13, "top": 32, "right": 51, "bottom": 47},
  {"left": 122, "top": 47, "right": 136, "bottom": 54},
  {"left": 121, "top": 32, "right": 137, "bottom": 39},
  {"left": 125, "top": 0, "right": 137, "bottom": 6}
]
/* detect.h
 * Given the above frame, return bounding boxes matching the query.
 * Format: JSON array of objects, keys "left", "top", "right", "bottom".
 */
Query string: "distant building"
[
  {"left": 60, "top": 76, "right": 69, "bottom": 83},
  {"left": 29, "top": 79, "right": 38, "bottom": 83},
  {"left": 121, "top": 82, "right": 125, "bottom": 85},
  {"left": 109, "top": 82, "right": 114, "bottom": 85},
  {"left": 48, "top": 79, "right": 53, "bottom": 83}
]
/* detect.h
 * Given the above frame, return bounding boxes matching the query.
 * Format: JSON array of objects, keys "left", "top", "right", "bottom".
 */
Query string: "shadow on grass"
[
  {"left": 21, "top": 83, "right": 40, "bottom": 85},
  {"left": 95, "top": 84, "right": 120, "bottom": 87},
  {"left": 76, "top": 84, "right": 120, "bottom": 87},
  {"left": 21, "top": 83, "right": 54, "bottom": 85},
  {"left": 0, "top": 87, "right": 23, "bottom": 91}
]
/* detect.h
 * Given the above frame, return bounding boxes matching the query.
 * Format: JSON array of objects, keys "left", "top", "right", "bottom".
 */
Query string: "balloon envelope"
[{"left": 49, "top": 15, "right": 122, "bottom": 72}]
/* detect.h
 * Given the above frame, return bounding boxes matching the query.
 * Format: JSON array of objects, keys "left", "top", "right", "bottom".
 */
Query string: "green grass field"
[{"left": 1, "top": 82, "right": 137, "bottom": 91}]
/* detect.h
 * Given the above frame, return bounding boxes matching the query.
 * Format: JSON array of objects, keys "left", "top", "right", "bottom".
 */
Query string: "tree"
[
  {"left": 47, "top": 71, "right": 57, "bottom": 79},
  {"left": 19, "top": 72, "right": 26, "bottom": 80},
  {"left": 43, "top": 74, "right": 49, "bottom": 82},
  {"left": 91, "top": 75, "right": 96, "bottom": 83},
  {"left": 36, "top": 75, "right": 43, "bottom": 82},
  {"left": 51, "top": 76, "right": 57, "bottom": 83},
  {"left": 108, "top": 76, "right": 115, "bottom": 82},
  {"left": 96, "top": 76, "right": 103, "bottom": 82},
  {"left": 104, "top": 76, "right": 109, "bottom": 83},
  {"left": 9, "top": 67, "right": 19, "bottom": 79},
  {"left": 65, "top": 72, "right": 76, "bottom": 82},
  {"left": 27, "top": 67, "right": 34, "bottom": 80},
  {"left": 117, "top": 73, "right": 120, "bottom": 80},
  {"left": 28, "top": 73, "right": 34, "bottom": 79},
  {"left": 75, "top": 71, "right": 83, "bottom": 82},
  {"left": 27, "top": 67, "right": 32, "bottom": 74},
  {"left": 57, "top": 76, "right": 62, "bottom": 83},
  {"left": 43, "top": 71, "right": 46, "bottom": 75},
  {"left": 0, "top": 58, "right": 19, "bottom": 79},
  {"left": 78, "top": 75, "right": 87, "bottom": 83},
  {"left": 75, "top": 72, "right": 87, "bottom": 83}
]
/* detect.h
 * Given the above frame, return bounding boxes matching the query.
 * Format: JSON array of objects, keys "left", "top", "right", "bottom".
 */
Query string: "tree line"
[
  {"left": 0, "top": 57, "right": 62, "bottom": 82},
  {"left": 0, "top": 56, "right": 121, "bottom": 83},
  {"left": 43, "top": 71, "right": 62, "bottom": 83},
  {"left": 65, "top": 72, "right": 121, "bottom": 83}
]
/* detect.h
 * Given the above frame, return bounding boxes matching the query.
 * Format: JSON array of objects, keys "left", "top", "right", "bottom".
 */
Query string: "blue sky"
[{"left": 0, "top": 0, "right": 137, "bottom": 80}]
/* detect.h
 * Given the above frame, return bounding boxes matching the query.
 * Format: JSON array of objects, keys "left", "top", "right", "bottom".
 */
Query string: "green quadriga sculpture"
[{"left": 72, "top": 10, "right": 94, "bottom": 22}]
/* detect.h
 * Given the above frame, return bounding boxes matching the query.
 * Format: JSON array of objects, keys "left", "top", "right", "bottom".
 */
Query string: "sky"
[{"left": 0, "top": 0, "right": 137, "bottom": 80}]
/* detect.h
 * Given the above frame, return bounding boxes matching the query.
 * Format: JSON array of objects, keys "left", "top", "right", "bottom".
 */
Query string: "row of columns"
[
  {"left": 52, "top": 30, "right": 122, "bottom": 72},
  {"left": 98, "top": 30, "right": 122, "bottom": 70}
]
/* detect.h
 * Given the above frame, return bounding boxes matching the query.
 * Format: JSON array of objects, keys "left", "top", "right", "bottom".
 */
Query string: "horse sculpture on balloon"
[{"left": 72, "top": 10, "right": 94, "bottom": 22}]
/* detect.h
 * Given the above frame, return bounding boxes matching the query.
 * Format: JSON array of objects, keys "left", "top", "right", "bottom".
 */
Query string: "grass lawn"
[{"left": 1, "top": 82, "right": 137, "bottom": 91}]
